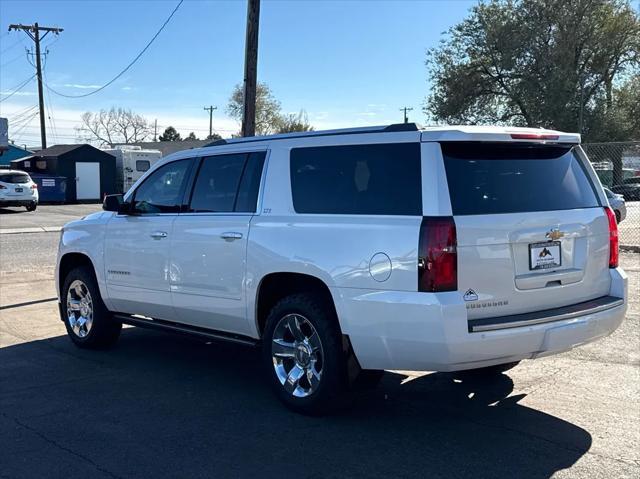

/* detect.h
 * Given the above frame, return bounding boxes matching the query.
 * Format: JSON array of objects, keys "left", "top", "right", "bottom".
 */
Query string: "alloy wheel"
[
  {"left": 271, "top": 314, "right": 324, "bottom": 398},
  {"left": 66, "top": 280, "right": 94, "bottom": 338}
]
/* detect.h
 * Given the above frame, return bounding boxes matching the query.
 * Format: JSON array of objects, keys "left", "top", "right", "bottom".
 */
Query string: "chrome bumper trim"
[{"left": 468, "top": 296, "right": 624, "bottom": 333}]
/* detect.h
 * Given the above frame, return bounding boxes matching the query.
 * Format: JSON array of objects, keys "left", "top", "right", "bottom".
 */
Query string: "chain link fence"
[{"left": 583, "top": 141, "right": 640, "bottom": 249}]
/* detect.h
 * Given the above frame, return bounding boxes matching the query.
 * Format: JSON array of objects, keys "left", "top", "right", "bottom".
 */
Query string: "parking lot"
[{"left": 0, "top": 205, "right": 639, "bottom": 478}]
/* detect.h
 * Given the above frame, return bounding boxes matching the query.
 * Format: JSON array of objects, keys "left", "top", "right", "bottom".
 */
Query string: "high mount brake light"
[
  {"left": 418, "top": 217, "right": 457, "bottom": 292},
  {"left": 510, "top": 133, "right": 560, "bottom": 140},
  {"left": 605, "top": 207, "right": 619, "bottom": 268}
]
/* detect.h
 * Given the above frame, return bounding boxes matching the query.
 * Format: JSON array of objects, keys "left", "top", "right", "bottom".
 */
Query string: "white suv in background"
[
  {"left": 0, "top": 170, "right": 38, "bottom": 211},
  {"left": 56, "top": 124, "right": 627, "bottom": 414}
]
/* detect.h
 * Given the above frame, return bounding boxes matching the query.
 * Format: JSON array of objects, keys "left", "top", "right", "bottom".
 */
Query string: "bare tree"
[{"left": 77, "top": 107, "right": 152, "bottom": 146}]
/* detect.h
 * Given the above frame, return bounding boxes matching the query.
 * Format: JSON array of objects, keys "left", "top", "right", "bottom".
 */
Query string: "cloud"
[
  {"left": 121, "top": 86, "right": 133, "bottom": 91},
  {"left": 358, "top": 112, "right": 378, "bottom": 117},
  {"left": 62, "top": 83, "right": 102, "bottom": 89},
  {"left": 0, "top": 91, "right": 35, "bottom": 96}
]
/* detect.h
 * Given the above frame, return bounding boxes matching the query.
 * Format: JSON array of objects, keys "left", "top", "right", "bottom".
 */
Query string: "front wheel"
[
  {"left": 262, "top": 293, "right": 349, "bottom": 415},
  {"left": 62, "top": 266, "right": 121, "bottom": 349}
]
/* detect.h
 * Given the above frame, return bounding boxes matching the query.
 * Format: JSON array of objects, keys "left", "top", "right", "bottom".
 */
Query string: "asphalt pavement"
[{"left": 0, "top": 213, "right": 639, "bottom": 478}]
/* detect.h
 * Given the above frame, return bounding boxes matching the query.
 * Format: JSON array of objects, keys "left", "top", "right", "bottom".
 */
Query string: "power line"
[
  {"left": 0, "top": 37, "right": 23, "bottom": 55},
  {"left": 43, "top": 71, "right": 59, "bottom": 143},
  {"left": 0, "top": 74, "right": 36, "bottom": 103},
  {"left": 8, "top": 23, "right": 64, "bottom": 148},
  {"left": 44, "top": 0, "right": 183, "bottom": 99},
  {"left": 7, "top": 105, "right": 39, "bottom": 123},
  {"left": 0, "top": 48, "right": 27, "bottom": 69},
  {"left": 11, "top": 109, "right": 40, "bottom": 141}
]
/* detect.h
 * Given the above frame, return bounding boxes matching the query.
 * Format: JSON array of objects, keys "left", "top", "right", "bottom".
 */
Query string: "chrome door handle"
[
  {"left": 221, "top": 232, "right": 243, "bottom": 241},
  {"left": 150, "top": 231, "right": 168, "bottom": 239}
]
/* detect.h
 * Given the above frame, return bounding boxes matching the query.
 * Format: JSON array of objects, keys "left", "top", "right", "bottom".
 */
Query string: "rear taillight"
[
  {"left": 605, "top": 207, "right": 618, "bottom": 268},
  {"left": 418, "top": 217, "right": 457, "bottom": 292},
  {"left": 31, "top": 184, "right": 37, "bottom": 189},
  {"left": 0, "top": 184, "right": 6, "bottom": 189}
]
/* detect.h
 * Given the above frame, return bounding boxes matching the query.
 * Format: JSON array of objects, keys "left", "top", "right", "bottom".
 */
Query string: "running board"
[{"left": 114, "top": 314, "right": 258, "bottom": 347}]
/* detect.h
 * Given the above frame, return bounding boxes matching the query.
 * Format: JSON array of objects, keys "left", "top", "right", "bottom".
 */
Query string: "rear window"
[
  {"left": 290, "top": 143, "right": 422, "bottom": 215},
  {"left": 442, "top": 143, "right": 601, "bottom": 215},
  {"left": 0, "top": 173, "right": 31, "bottom": 184}
]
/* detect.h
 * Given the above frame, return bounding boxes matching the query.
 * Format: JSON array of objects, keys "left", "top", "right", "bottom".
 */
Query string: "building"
[
  {"left": 114, "top": 139, "right": 210, "bottom": 157},
  {"left": 11, "top": 144, "right": 116, "bottom": 202},
  {"left": 0, "top": 144, "right": 33, "bottom": 166}
]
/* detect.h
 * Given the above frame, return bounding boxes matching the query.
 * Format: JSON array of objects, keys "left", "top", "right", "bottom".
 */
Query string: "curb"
[{"left": 0, "top": 226, "right": 62, "bottom": 235}]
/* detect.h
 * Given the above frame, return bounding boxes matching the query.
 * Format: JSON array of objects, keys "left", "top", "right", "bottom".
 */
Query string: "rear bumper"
[
  {"left": 336, "top": 267, "right": 627, "bottom": 372},
  {"left": 0, "top": 198, "right": 37, "bottom": 207}
]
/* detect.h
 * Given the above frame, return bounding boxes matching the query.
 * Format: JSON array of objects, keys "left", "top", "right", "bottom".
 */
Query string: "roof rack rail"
[{"left": 204, "top": 123, "right": 419, "bottom": 147}]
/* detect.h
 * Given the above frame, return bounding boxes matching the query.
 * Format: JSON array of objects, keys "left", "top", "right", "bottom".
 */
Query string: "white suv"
[
  {"left": 0, "top": 170, "right": 38, "bottom": 211},
  {"left": 56, "top": 124, "right": 627, "bottom": 414}
]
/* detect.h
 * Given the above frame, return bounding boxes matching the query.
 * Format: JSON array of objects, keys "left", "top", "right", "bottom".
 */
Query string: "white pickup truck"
[{"left": 56, "top": 124, "right": 627, "bottom": 414}]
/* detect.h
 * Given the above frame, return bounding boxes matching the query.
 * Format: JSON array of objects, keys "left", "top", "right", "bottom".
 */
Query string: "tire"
[
  {"left": 262, "top": 293, "right": 349, "bottom": 415},
  {"left": 457, "top": 361, "right": 520, "bottom": 378},
  {"left": 26, "top": 202, "right": 37, "bottom": 212},
  {"left": 61, "top": 266, "right": 121, "bottom": 349}
]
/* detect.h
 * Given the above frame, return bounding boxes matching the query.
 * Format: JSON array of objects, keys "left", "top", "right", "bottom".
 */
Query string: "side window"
[
  {"left": 189, "top": 154, "right": 247, "bottom": 213},
  {"left": 136, "top": 160, "right": 151, "bottom": 172},
  {"left": 290, "top": 143, "right": 422, "bottom": 215},
  {"left": 131, "top": 159, "right": 191, "bottom": 214},
  {"left": 235, "top": 152, "right": 266, "bottom": 212}
]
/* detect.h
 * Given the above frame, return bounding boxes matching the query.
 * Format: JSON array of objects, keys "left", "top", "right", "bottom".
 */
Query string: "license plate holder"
[
  {"left": 14, "top": 187, "right": 23, "bottom": 192},
  {"left": 529, "top": 241, "right": 561, "bottom": 271}
]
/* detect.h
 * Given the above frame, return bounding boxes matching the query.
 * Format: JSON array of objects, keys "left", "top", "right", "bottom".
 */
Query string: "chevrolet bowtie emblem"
[{"left": 546, "top": 229, "right": 565, "bottom": 241}]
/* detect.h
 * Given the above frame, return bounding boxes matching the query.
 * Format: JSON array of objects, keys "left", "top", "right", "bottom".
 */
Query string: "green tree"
[
  {"left": 184, "top": 132, "right": 198, "bottom": 141},
  {"left": 206, "top": 133, "right": 223, "bottom": 141},
  {"left": 276, "top": 110, "right": 314, "bottom": 134},
  {"left": 159, "top": 126, "right": 181, "bottom": 142},
  {"left": 425, "top": 0, "right": 639, "bottom": 136},
  {"left": 226, "top": 82, "right": 284, "bottom": 136}
]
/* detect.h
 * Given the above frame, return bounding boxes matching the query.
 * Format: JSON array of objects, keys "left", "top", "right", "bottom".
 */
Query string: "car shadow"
[
  {"left": 0, "top": 207, "right": 26, "bottom": 214},
  {"left": 0, "top": 328, "right": 592, "bottom": 479}
]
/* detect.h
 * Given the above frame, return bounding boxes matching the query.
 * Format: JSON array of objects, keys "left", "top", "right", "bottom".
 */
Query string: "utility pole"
[
  {"left": 8, "top": 23, "right": 63, "bottom": 149},
  {"left": 399, "top": 106, "right": 414, "bottom": 124},
  {"left": 154, "top": 119, "right": 158, "bottom": 141},
  {"left": 203, "top": 105, "right": 217, "bottom": 138},
  {"left": 241, "top": 0, "right": 260, "bottom": 137}
]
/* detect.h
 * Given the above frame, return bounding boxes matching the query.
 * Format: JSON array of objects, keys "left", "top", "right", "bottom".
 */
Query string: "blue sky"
[{"left": 0, "top": 0, "right": 476, "bottom": 147}]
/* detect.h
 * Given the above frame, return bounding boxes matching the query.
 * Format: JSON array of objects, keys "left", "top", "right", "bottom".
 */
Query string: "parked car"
[
  {"left": 0, "top": 169, "right": 38, "bottom": 211},
  {"left": 56, "top": 124, "right": 627, "bottom": 415},
  {"left": 611, "top": 179, "right": 640, "bottom": 201},
  {"left": 603, "top": 188, "right": 626, "bottom": 223}
]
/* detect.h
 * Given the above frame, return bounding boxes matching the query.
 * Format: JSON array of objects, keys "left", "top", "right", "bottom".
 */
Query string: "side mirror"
[{"left": 103, "top": 194, "right": 124, "bottom": 212}]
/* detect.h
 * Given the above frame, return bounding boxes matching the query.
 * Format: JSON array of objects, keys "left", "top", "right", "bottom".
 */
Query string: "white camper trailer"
[{"left": 102, "top": 146, "right": 162, "bottom": 194}]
